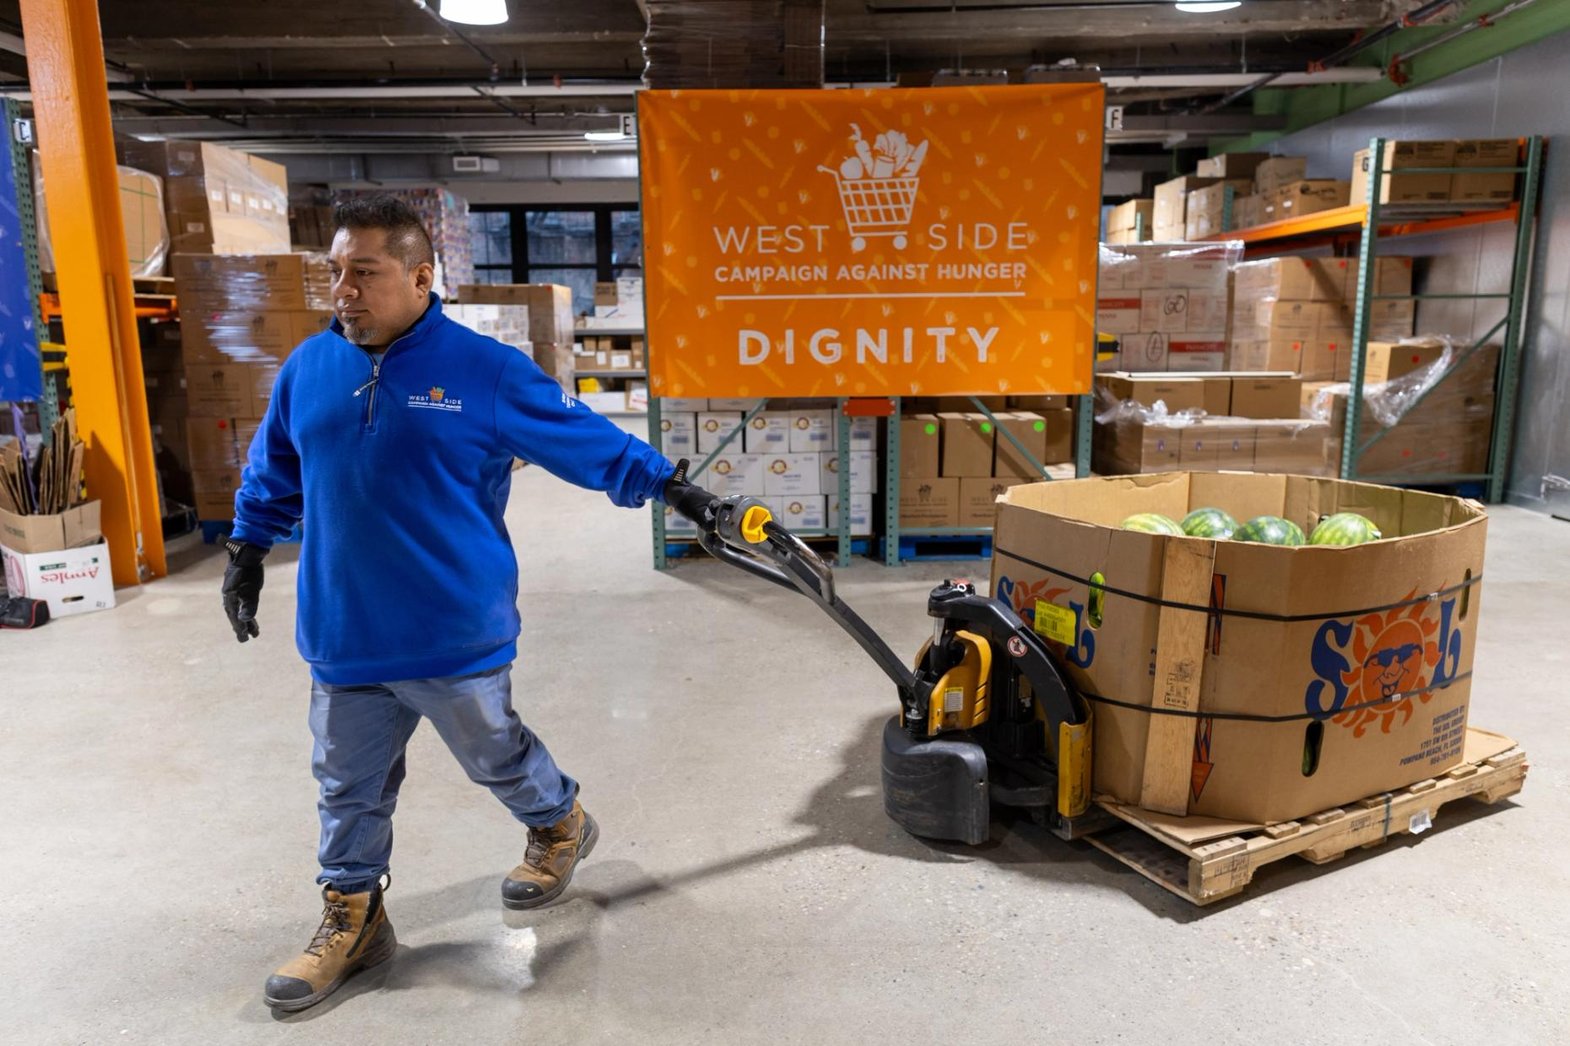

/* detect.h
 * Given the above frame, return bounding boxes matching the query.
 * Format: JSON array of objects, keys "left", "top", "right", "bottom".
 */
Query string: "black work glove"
[
  {"left": 662, "top": 459, "right": 719, "bottom": 528},
  {"left": 221, "top": 539, "right": 268, "bottom": 643}
]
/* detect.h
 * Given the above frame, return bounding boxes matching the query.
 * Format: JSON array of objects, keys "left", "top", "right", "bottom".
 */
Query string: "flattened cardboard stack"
[
  {"left": 171, "top": 252, "right": 333, "bottom": 519},
  {"left": 1229, "top": 256, "right": 1415, "bottom": 380},
  {"left": 991, "top": 472, "right": 1487, "bottom": 823},
  {"left": 1097, "top": 243, "right": 1239, "bottom": 373}
]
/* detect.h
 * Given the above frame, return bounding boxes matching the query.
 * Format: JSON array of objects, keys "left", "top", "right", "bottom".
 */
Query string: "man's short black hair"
[{"left": 333, "top": 194, "right": 436, "bottom": 271}]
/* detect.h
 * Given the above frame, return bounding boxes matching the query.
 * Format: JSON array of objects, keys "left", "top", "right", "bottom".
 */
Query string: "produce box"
[
  {"left": 991, "top": 472, "right": 1485, "bottom": 822},
  {"left": 1350, "top": 141, "right": 1456, "bottom": 204},
  {"left": 1196, "top": 152, "right": 1270, "bottom": 180}
]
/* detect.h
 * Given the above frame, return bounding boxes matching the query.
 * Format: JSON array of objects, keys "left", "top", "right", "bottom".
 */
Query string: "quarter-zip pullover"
[{"left": 231, "top": 295, "right": 674, "bottom": 684}]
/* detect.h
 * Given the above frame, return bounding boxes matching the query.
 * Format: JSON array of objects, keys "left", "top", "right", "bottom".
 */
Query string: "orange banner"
[{"left": 638, "top": 84, "right": 1105, "bottom": 399}]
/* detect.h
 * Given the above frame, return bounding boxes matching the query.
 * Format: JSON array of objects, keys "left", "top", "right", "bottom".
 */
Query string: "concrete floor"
[{"left": 4, "top": 456, "right": 1568, "bottom": 1046}]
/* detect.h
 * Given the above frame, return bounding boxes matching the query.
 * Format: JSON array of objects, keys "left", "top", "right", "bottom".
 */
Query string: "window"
[{"left": 466, "top": 204, "right": 641, "bottom": 317}]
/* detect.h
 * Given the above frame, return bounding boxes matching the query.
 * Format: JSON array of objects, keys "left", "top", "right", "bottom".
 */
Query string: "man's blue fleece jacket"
[{"left": 231, "top": 294, "right": 675, "bottom": 684}]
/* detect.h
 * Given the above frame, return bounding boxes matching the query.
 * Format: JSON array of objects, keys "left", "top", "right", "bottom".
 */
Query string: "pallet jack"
[{"left": 665, "top": 461, "right": 1102, "bottom": 845}]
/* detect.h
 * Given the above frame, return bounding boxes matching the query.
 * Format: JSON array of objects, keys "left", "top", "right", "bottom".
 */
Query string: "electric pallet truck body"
[{"left": 665, "top": 463, "right": 1100, "bottom": 844}]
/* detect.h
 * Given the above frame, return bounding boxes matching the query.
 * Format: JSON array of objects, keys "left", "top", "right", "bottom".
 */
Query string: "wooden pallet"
[{"left": 1085, "top": 728, "right": 1528, "bottom": 906}]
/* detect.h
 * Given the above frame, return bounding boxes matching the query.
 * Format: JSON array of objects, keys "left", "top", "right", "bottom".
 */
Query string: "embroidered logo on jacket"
[{"left": 408, "top": 386, "right": 463, "bottom": 412}]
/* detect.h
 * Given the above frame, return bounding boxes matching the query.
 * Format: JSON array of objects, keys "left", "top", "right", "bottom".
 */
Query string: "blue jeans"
[{"left": 309, "top": 664, "right": 578, "bottom": 893}]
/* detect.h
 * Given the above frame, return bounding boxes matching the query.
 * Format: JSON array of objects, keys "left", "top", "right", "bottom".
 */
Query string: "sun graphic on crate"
[
  {"left": 1334, "top": 592, "right": 1443, "bottom": 738},
  {"left": 996, "top": 577, "right": 1069, "bottom": 629}
]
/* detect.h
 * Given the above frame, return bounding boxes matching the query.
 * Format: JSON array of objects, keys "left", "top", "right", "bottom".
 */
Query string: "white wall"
[{"left": 1266, "top": 29, "right": 1570, "bottom": 510}]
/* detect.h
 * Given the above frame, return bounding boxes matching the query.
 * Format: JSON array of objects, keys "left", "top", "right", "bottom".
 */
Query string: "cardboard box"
[
  {"left": 1253, "top": 156, "right": 1309, "bottom": 196},
  {"left": 827, "top": 493, "right": 875, "bottom": 536},
  {"left": 660, "top": 397, "right": 708, "bottom": 412},
  {"left": 1208, "top": 420, "right": 1259, "bottom": 470},
  {"left": 1272, "top": 180, "right": 1351, "bottom": 219},
  {"left": 1251, "top": 419, "right": 1333, "bottom": 472},
  {"left": 697, "top": 412, "right": 745, "bottom": 454},
  {"left": 1367, "top": 299, "right": 1417, "bottom": 340},
  {"left": 1301, "top": 380, "right": 1337, "bottom": 416},
  {"left": 1119, "top": 332, "right": 1170, "bottom": 372},
  {"left": 659, "top": 413, "right": 697, "bottom": 457},
  {"left": 1351, "top": 141, "right": 1457, "bottom": 205},
  {"left": 1108, "top": 199, "right": 1154, "bottom": 234},
  {"left": 1090, "top": 417, "right": 1183, "bottom": 474},
  {"left": 594, "top": 282, "right": 619, "bottom": 307},
  {"left": 769, "top": 495, "right": 827, "bottom": 531},
  {"left": 787, "top": 408, "right": 835, "bottom": 453},
  {"left": 182, "top": 362, "right": 279, "bottom": 418},
  {"left": 1230, "top": 376, "right": 1303, "bottom": 419},
  {"left": 1229, "top": 334, "right": 1310, "bottom": 375},
  {"left": 0, "top": 501, "right": 102, "bottom": 555},
  {"left": 1184, "top": 180, "right": 1253, "bottom": 237},
  {"left": 1042, "top": 408, "right": 1075, "bottom": 465},
  {"left": 1095, "top": 292, "right": 1143, "bottom": 336},
  {"left": 707, "top": 398, "right": 765, "bottom": 411},
  {"left": 1196, "top": 152, "right": 1270, "bottom": 180},
  {"left": 185, "top": 417, "right": 246, "bottom": 471},
  {"left": 191, "top": 468, "right": 243, "bottom": 521},
  {"left": 1166, "top": 333, "right": 1228, "bottom": 374},
  {"left": 1364, "top": 340, "right": 1448, "bottom": 384},
  {"left": 1098, "top": 374, "right": 1208, "bottom": 414},
  {"left": 457, "top": 284, "right": 575, "bottom": 342},
  {"left": 900, "top": 414, "right": 942, "bottom": 478},
  {"left": 1151, "top": 222, "right": 1186, "bottom": 243},
  {"left": 1, "top": 539, "right": 115, "bottom": 617},
  {"left": 1140, "top": 289, "right": 1191, "bottom": 334},
  {"left": 848, "top": 416, "right": 877, "bottom": 448},
  {"left": 1247, "top": 299, "right": 1329, "bottom": 334},
  {"left": 699, "top": 453, "right": 766, "bottom": 496},
  {"left": 1451, "top": 139, "right": 1519, "bottom": 202},
  {"left": 939, "top": 413, "right": 996, "bottom": 478},
  {"left": 762, "top": 452, "right": 822, "bottom": 496},
  {"left": 991, "top": 472, "right": 1482, "bottom": 821},
  {"left": 993, "top": 412, "right": 1050, "bottom": 479},
  {"left": 116, "top": 167, "right": 167, "bottom": 275},
  {"left": 899, "top": 476, "right": 960, "bottom": 527},
  {"left": 1233, "top": 194, "right": 1265, "bottom": 229},
  {"left": 820, "top": 449, "right": 877, "bottom": 495},
  {"left": 742, "top": 411, "right": 791, "bottom": 454},
  {"left": 1153, "top": 176, "right": 1219, "bottom": 232},
  {"left": 1342, "top": 257, "right": 1415, "bottom": 299},
  {"left": 172, "top": 253, "right": 332, "bottom": 312},
  {"left": 958, "top": 477, "right": 1025, "bottom": 527},
  {"left": 1233, "top": 257, "right": 1344, "bottom": 303}
]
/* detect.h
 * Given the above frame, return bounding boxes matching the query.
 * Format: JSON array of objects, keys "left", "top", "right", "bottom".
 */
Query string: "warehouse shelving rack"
[
  {"left": 0, "top": 97, "right": 53, "bottom": 434},
  {"left": 1202, "top": 135, "right": 1543, "bottom": 502}
]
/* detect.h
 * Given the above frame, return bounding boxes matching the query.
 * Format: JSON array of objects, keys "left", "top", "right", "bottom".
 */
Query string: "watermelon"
[
  {"left": 1235, "top": 515, "right": 1306, "bottom": 546},
  {"left": 1310, "top": 512, "right": 1383, "bottom": 546},
  {"left": 1181, "top": 507, "right": 1239, "bottom": 539},
  {"left": 1120, "top": 512, "right": 1184, "bottom": 536}
]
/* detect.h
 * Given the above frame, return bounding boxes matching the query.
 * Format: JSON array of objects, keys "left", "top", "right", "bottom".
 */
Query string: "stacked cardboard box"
[
  {"left": 1349, "top": 139, "right": 1520, "bottom": 206},
  {"left": 1105, "top": 200, "right": 1153, "bottom": 244},
  {"left": 1152, "top": 176, "right": 1218, "bottom": 241},
  {"left": 119, "top": 139, "right": 290, "bottom": 256},
  {"left": 1261, "top": 179, "right": 1352, "bottom": 223},
  {"left": 171, "top": 252, "right": 333, "bottom": 519},
  {"left": 582, "top": 276, "right": 645, "bottom": 328},
  {"left": 658, "top": 400, "right": 878, "bottom": 538},
  {"left": 895, "top": 406, "right": 1072, "bottom": 528},
  {"left": 1320, "top": 341, "right": 1500, "bottom": 478},
  {"left": 457, "top": 284, "right": 575, "bottom": 392},
  {"left": 1184, "top": 180, "right": 1253, "bottom": 240},
  {"left": 36, "top": 165, "right": 171, "bottom": 278},
  {"left": 1096, "top": 243, "right": 1236, "bottom": 373},
  {"left": 1229, "top": 256, "right": 1414, "bottom": 379}
]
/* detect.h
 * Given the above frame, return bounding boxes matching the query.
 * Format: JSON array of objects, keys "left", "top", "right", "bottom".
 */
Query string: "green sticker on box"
[
  {"left": 1033, "top": 420, "right": 1046, "bottom": 433},
  {"left": 1033, "top": 600, "right": 1077, "bottom": 645},
  {"left": 923, "top": 422, "right": 937, "bottom": 436},
  {"left": 980, "top": 422, "right": 993, "bottom": 434}
]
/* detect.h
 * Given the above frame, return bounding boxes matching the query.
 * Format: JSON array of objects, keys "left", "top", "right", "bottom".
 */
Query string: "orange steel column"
[{"left": 19, "top": 0, "right": 165, "bottom": 584}]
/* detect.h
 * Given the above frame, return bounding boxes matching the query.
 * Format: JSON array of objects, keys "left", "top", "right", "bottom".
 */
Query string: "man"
[{"left": 222, "top": 195, "right": 678, "bottom": 1013}]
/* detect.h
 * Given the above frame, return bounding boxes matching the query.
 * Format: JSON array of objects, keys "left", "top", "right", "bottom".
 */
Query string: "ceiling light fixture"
[
  {"left": 439, "top": 0, "right": 509, "bottom": 26},
  {"left": 584, "top": 130, "right": 627, "bottom": 142},
  {"left": 1174, "top": 1, "right": 1242, "bottom": 12}
]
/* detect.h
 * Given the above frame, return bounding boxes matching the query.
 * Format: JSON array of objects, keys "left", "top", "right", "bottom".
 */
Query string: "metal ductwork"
[{"left": 642, "top": 0, "right": 825, "bottom": 89}]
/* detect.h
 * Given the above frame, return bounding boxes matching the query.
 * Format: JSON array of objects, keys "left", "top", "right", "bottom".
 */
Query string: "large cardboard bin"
[{"left": 990, "top": 472, "right": 1485, "bottom": 824}]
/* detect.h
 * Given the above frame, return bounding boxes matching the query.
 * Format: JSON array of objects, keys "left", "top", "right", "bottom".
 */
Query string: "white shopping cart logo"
[{"left": 818, "top": 124, "right": 928, "bottom": 253}]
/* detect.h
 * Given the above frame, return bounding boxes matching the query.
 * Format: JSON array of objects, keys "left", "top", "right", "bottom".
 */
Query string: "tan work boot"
[
  {"left": 501, "top": 800, "right": 599, "bottom": 910},
  {"left": 263, "top": 883, "right": 396, "bottom": 1012}
]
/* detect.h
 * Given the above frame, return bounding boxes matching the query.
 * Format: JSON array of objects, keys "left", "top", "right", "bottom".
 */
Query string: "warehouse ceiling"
[{"left": 0, "top": 0, "right": 1429, "bottom": 159}]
